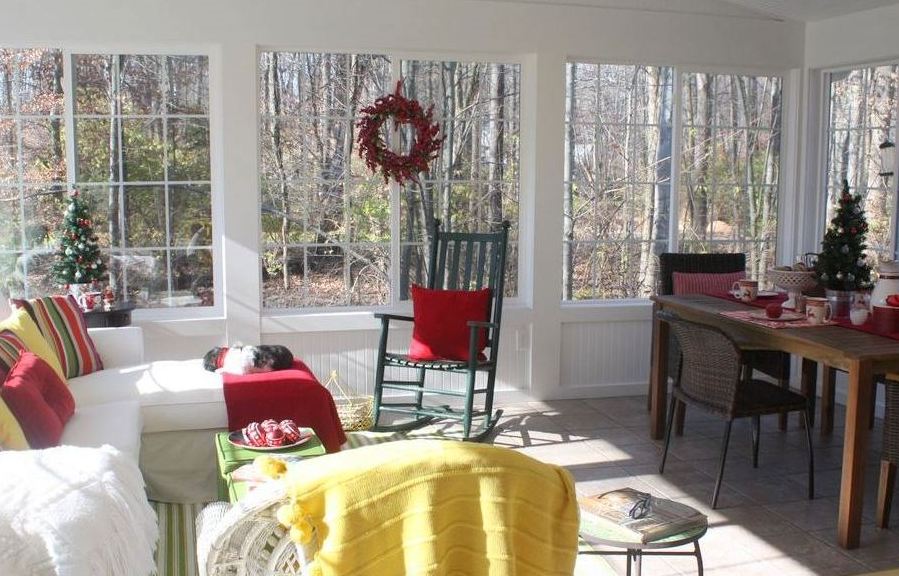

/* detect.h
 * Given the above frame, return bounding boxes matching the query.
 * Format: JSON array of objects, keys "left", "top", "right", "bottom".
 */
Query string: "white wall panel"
[
  {"left": 559, "top": 320, "right": 652, "bottom": 397},
  {"left": 262, "top": 325, "right": 531, "bottom": 397}
]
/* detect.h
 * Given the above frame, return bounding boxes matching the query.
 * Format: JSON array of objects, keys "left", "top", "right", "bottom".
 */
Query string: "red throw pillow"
[
  {"left": 0, "top": 352, "right": 75, "bottom": 448},
  {"left": 672, "top": 271, "right": 746, "bottom": 295},
  {"left": 409, "top": 285, "right": 492, "bottom": 362}
]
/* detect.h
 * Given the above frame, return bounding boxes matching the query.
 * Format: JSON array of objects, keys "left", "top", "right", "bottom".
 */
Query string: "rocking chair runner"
[{"left": 372, "top": 218, "right": 511, "bottom": 440}]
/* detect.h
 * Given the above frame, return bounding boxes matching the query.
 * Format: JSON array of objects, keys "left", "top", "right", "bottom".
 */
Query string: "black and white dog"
[{"left": 203, "top": 345, "right": 294, "bottom": 375}]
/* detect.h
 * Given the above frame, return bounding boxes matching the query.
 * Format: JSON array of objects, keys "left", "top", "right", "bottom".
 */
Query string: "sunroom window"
[
  {"left": 562, "top": 64, "right": 782, "bottom": 301},
  {"left": 259, "top": 52, "right": 521, "bottom": 309},
  {"left": 824, "top": 65, "right": 898, "bottom": 267},
  {"left": 0, "top": 50, "right": 213, "bottom": 309}
]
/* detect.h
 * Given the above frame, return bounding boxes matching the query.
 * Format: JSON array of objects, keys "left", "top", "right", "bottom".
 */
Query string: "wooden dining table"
[{"left": 650, "top": 294, "right": 899, "bottom": 550}]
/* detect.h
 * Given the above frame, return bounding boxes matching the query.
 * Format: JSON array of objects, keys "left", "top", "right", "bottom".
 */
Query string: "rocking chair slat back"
[
  {"left": 427, "top": 220, "right": 510, "bottom": 348},
  {"left": 372, "top": 218, "right": 511, "bottom": 441}
]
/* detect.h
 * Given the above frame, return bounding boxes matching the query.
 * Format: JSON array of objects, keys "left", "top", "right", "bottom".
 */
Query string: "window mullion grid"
[
  {"left": 669, "top": 69, "right": 683, "bottom": 254},
  {"left": 592, "top": 66, "right": 602, "bottom": 299},
  {"left": 114, "top": 55, "right": 129, "bottom": 299},
  {"left": 13, "top": 51, "right": 28, "bottom": 295},
  {"left": 388, "top": 57, "right": 402, "bottom": 306},
  {"left": 162, "top": 56, "right": 174, "bottom": 305},
  {"left": 343, "top": 67, "right": 353, "bottom": 306},
  {"left": 892, "top": 71, "right": 899, "bottom": 259}
]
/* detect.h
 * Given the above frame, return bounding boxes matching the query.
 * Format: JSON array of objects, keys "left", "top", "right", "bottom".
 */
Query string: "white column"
[
  {"left": 523, "top": 52, "right": 566, "bottom": 399},
  {"left": 216, "top": 42, "right": 262, "bottom": 344}
]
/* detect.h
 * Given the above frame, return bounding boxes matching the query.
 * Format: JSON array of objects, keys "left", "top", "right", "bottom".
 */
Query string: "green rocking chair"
[{"left": 372, "top": 218, "right": 511, "bottom": 441}]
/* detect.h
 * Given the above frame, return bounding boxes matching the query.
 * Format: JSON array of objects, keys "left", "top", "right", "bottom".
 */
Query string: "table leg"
[
  {"left": 634, "top": 550, "right": 642, "bottom": 576},
  {"left": 695, "top": 541, "right": 704, "bottom": 576},
  {"left": 650, "top": 303, "right": 669, "bottom": 440},
  {"left": 820, "top": 365, "right": 837, "bottom": 437},
  {"left": 626, "top": 550, "right": 633, "bottom": 576},
  {"left": 838, "top": 359, "right": 874, "bottom": 549},
  {"left": 800, "top": 358, "right": 817, "bottom": 429}
]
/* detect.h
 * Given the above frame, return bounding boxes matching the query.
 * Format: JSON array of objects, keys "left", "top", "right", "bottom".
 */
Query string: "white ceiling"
[
  {"left": 717, "top": 0, "right": 899, "bottom": 22},
  {"left": 469, "top": 0, "right": 899, "bottom": 22}
]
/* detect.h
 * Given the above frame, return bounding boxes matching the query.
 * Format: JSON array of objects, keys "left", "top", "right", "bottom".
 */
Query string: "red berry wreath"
[{"left": 356, "top": 81, "right": 443, "bottom": 185}]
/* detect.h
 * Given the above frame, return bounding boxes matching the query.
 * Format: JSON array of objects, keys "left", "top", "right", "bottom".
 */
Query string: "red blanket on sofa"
[{"left": 222, "top": 360, "right": 347, "bottom": 452}]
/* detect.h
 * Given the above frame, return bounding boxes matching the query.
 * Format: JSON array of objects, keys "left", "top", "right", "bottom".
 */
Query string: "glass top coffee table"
[{"left": 214, "top": 430, "right": 326, "bottom": 502}]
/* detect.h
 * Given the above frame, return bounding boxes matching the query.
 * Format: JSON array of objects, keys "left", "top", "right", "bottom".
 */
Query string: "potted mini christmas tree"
[
  {"left": 815, "top": 179, "right": 873, "bottom": 317},
  {"left": 52, "top": 188, "right": 107, "bottom": 309}
]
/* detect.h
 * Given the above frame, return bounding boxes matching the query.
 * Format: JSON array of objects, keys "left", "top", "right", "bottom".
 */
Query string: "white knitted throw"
[{"left": 0, "top": 445, "right": 158, "bottom": 576}]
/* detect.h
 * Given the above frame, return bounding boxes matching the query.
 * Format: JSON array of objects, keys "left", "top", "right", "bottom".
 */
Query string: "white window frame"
[
  {"left": 0, "top": 45, "right": 223, "bottom": 321},
  {"left": 815, "top": 61, "right": 899, "bottom": 263},
  {"left": 561, "top": 59, "right": 791, "bottom": 307},
  {"left": 257, "top": 48, "right": 526, "bottom": 317}
]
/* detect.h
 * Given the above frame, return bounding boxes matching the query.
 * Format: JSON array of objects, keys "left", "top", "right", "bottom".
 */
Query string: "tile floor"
[{"left": 491, "top": 396, "right": 899, "bottom": 576}]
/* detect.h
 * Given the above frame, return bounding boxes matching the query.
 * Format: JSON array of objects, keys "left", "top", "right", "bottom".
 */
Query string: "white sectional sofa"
[{"left": 66, "top": 326, "right": 227, "bottom": 502}]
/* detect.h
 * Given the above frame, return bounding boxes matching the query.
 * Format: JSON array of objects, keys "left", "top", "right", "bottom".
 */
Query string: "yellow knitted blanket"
[{"left": 280, "top": 439, "right": 579, "bottom": 576}]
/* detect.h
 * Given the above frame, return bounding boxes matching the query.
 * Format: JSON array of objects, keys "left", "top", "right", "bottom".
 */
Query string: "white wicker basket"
[
  {"left": 323, "top": 371, "right": 373, "bottom": 432},
  {"left": 767, "top": 268, "right": 819, "bottom": 292}
]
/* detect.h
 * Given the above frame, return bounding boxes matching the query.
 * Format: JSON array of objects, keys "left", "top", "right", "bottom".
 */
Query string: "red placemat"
[
  {"left": 720, "top": 309, "right": 836, "bottom": 329},
  {"left": 709, "top": 291, "right": 788, "bottom": 309},
  {"left": 709, "top": 291, "right": 899, "bottom": 341}
]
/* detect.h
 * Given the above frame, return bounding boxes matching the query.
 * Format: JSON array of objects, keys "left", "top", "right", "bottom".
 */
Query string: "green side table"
[
  {"left": 578, "top": 512, "right": 708, "bottom": 576},
  {"left": 214, "top": 431, "right": 326, "bottom": 502}
]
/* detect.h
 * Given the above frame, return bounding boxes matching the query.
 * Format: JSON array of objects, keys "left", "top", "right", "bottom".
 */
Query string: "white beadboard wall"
[
  {"left": 261, "top": 324, "right": 532, "bottom": 399},
  {"left": 559, "top": 319, "right": 653, "bottom": 398}
]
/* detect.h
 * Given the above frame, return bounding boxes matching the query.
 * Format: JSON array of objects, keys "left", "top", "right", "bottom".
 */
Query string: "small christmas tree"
[
  {"left": 815, "top": 179, "right": 873, "bottom": 291},
  {"left": 52, "top": 189, "right": 107, "bottom": 286}
]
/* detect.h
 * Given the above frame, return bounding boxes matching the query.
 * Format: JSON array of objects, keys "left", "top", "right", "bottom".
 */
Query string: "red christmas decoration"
[{"left": 356, "top": 80, "right": 443, "bottom": 185}]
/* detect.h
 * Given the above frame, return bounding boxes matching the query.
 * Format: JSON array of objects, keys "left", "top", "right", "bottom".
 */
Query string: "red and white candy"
[
  {"left": 243, "top": 418, "right": 306, "bottom": 447},
  {"left": 280, "top": 419, "right": 301, "bottom": 443},
  {"left": 243, "top": 421, "right": 266, "bottom": 447},
  {"left": 265, "top": 427, "right": 285, "bottom": 447}
]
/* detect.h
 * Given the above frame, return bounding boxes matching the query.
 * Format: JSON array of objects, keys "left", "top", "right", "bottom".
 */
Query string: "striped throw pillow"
[
  {"left": 0, "top": 329, "right": 26, "bottom": 381},
  {"left": 672, "top": 271, "right": 746, "bottom": 296},
  {"left": 11, "top": 296, "right": 103, "bottom": 378}
]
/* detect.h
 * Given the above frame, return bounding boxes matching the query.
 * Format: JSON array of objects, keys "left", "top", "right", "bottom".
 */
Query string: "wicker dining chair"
[
  {"left": 877, "top": 382, "right": 898, "bottom": 529},
  {"left": 654, "top": 253, "right": 793, "bottom": 433},
  {"left": 658, "top": 311, "right": 815, "bottom": 509}
]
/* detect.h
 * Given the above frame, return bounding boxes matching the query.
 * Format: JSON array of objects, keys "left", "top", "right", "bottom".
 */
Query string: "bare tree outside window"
[
  {"left": 562, "top": 63, "right": 673, "bottom": 300},
  {"left": 0, "top": 49, "right": 67, "bottom": 299},
  {"left": 825, "top": 66, "right": 898, "bottom": 267},
  {"left": 679, "top": 73, "right": 781, "bottom": 283},
  {"left": 259, "top": 53, "right": 520, "bottom": 309},
  {"left": 70, "top": 54, "right": 212, "bottom": 308}
]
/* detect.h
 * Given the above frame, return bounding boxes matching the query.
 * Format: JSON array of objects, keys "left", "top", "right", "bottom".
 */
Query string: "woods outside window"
[
  {"left": 824, "top": 65, "right": 899, "bottom": 266},
  {"left": 0, "top": 50, "right": 212, "bottom": 309},
  {"left": 563, "top": 63, "right": 782, "bottom": 301},
  {"left": 259, "top": 52, "right": 520, "bottom": 310}
]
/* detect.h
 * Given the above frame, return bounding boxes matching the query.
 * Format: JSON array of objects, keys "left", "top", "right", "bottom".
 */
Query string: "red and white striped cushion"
[
  {"left": 672, "top": 271, "right": 746, "bottom": 296},
  {"left": 0, "top": 329, "right": 26, "bottom": 381},
  {"left": 10, "top": 295, "right": 103, "bottom": 379}
]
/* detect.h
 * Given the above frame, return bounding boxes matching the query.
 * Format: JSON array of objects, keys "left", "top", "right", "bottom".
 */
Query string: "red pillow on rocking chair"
[{"left": 408, "top": 285, "right": 492, "bottom": 362}]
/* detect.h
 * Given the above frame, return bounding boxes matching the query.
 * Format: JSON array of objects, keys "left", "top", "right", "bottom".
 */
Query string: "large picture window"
[
  {"left": 1, "top": 50, "right": 213, "bottom": 308},
  {"left": 562, "top": 64, "right": 782, "bottom": 300},
  {"left": 824, "top": 65, "right": 898, "bottom": 266},
  {"left": 563, "top": 63, "right": 673, "bottom": 299},
  {"left": 259, "top": 52, "right": 520, "bottom": 309},
  {"left": 679, "top": 73, "right": 781, "bottom": 282}
]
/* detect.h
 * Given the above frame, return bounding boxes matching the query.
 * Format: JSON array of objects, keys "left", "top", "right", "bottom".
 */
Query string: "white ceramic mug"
[
  {"left": 849, "top": 307, "right": 870, "bottom": 326},
  {"left": 731, "top": 279, "right": 759, "bottom": 302},
  {"left": 806, "top": 297, "right": 832, "bottom": 324}
]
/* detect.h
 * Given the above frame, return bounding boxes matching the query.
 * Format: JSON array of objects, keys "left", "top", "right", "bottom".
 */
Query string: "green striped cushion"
[
  {"left": 11, "top": 296, "right": 103, "bottom": 379},
  {"left": 0, "top": 330, "right": 26, "bottom": 380}
]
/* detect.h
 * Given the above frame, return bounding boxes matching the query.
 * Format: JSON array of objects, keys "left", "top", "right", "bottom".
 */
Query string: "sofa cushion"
[
  {"left": 0, "top": 308, "right": 65, "bottom": 381},
  {"left": 61, "top": 401, "right": 142, "bottom": 463},
  {"left": 11, "top": 295, "right": 103, "bottom": 378},
  {"left": 0, "top": 396, "right": 29, "bottom": 450},
  {"left": 68, "top": 359, "right": 226, "bottom": 434},
  {"left": 1, "top": 352, "right": 75, "bottom": 448}
]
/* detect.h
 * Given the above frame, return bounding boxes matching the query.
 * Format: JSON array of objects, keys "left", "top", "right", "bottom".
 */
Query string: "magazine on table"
[{"left": 579, "top": 488, "right": 706, "bottom": 543}]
